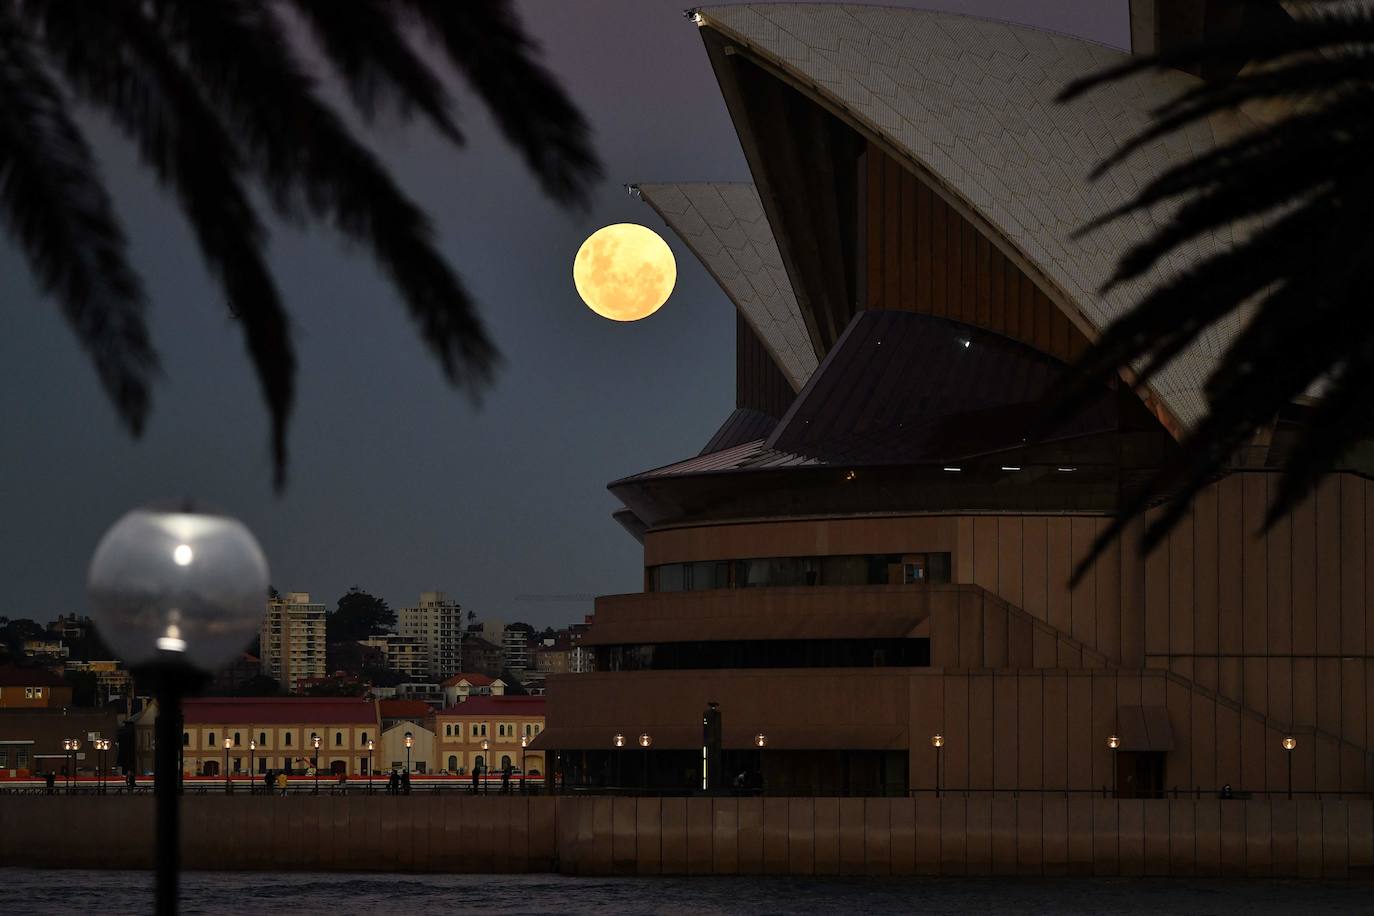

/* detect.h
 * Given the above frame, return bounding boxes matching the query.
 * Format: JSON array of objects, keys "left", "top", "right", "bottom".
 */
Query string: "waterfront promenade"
[{"left": 3, "top": 795, "right": 1373, "bottom": 878}]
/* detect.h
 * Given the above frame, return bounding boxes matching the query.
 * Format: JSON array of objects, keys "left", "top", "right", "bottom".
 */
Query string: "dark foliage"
[
  {"left": 327, "top": 587, "right": 395, "bottom": 643},
  {"left": 0, "top": 0, "right": 601, "bottom": 486},
  {"left": 1053, "top": 1, "right": 1374, "bottom": 576}
]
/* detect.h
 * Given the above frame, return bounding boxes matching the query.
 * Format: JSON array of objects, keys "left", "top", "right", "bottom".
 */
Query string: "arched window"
[
  {"left": 480, "top": 723, "right": 487, "bottom": 737},
  {"left": 233, "top": 732, "right": 241, "bottom": 747},
  {"left": 361, "top": 732, "right": 368, "bottom": 745},
  {"left": 470, "top": 724, "right": 478, "bottom": 737},
  {"left": 182, "top": 732, "right": 190, "bottom": 746},
  {"left": 475, "top": 755, "right": 485, "bottom": 770},
  {"left": 284, "top": 732, "right": 292, "bottom": 747},
  {"left": 207, "top": 732, "right": 215, "bottom": 747},
  {"left": 444, "top": 724, "right": 451, "bottom": 737},
  {"left": 498, "top": 724, "right": 505, "bottom": 737},
  {"left": 335, "top": 732, "right": 343, "bottom": 747},
  {"left": 259, "top": 732, "right": 267, "bottom": 746},
  {"left": 501, "top": 755, "right": 511, "bottom": 769},
  {"left": 448, "top": 755, "right": 457, "bottom": 772}
]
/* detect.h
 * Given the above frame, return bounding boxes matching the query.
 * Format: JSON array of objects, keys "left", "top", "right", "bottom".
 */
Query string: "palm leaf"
[{"left": 0, "top": 4, "right": 156, "bottom": 434}]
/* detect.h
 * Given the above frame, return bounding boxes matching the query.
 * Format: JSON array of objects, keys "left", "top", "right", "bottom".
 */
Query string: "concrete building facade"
[
  {"left": 134, "top": 697, "right": 380, "bottom": 777},
  {"left": 260, "top": 592, "right": 326, "bottom": 693},
  {"left": 396, "top": 591, "right": 464, "bottom": 680},
  {"left": 435, "top": 696, "right": 546, "bottom": 776}
]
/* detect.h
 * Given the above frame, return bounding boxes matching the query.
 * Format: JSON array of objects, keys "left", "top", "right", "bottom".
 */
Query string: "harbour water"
[{"left": 4, "top": 869, "right": 1372, "bottom": 915}]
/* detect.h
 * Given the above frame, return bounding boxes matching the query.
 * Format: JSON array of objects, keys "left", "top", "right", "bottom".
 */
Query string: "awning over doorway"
[{"left": 1117, "top": 705, "right": 1174, "bottom": 752}]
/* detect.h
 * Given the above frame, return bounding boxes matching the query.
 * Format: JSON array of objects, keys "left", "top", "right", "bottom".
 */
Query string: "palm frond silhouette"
[
  {"left": 0, "top": 0, "right": 601, "bottom": 487},
  {"left": 1054, "top": 0, "right": 1374, "bottom": 576}
]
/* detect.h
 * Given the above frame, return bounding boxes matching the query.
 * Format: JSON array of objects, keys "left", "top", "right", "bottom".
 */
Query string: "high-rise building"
[
  {"left": 357, "top": 635, "right": 432, "bottom": 682},
  {"left": 534, "top": 3, "right": 1374, "bottom": 799},
  {"left": 260, "top": 592, "right": 326, "bottom": 693},
  {"left": 502, "top": 624, "right": 531, "bottom": 676},
  {"left": 396, "top": 591, "right": 464, "bottom": 679}
]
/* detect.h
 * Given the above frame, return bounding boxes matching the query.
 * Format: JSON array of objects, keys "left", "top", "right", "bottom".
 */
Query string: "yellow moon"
[{"left": 573, "top": 223, "right": 676, "bottom": 321}]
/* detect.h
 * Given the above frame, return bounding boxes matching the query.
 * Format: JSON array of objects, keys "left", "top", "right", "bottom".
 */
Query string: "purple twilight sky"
[{"left": 0, "top": 1, "right": 1127, "bottom": 628}]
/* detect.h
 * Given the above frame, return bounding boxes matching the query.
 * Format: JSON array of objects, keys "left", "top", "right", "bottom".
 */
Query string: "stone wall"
[{"left": 2, "top": 795, "right": 1371, "bottom": 878}]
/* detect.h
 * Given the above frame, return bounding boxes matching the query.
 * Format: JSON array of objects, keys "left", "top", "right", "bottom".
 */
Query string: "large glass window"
[
  {"left": 648, "top": 552, "right": 951, "bottom": 591},
  {"left": 595, "top": 638, "right": 930, "bottom": 671}
]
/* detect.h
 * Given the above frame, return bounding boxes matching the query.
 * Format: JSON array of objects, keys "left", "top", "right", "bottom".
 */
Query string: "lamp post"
[
  {"left": 1283, "top": 735, "right": 1297, "bottom": 799},
  {"left": 1107, "top": 735, "right": 1121, "bottom": 799},
  {"left": 480, "top": 738, "right": 490, "bottom": 795},
  {"left": 313, "top": 734, "right": 322, "bottom": 795},
  {"left": 753, "top": 733, "right": 766, "bottom": 795},
  {"left": 87, "top": 505, "right": 268, "bottom": 916},
  {"left": 613, "top": 733, "right": 625, "bottom": 790},
  {"left": 65, "top": 738, "right": 80, "bottom": 792},
  {"left": 404, "top": 731, "right": 413, "bottom": 777},
  {"left": 367, "top": 740, "right": 375, "bottom": 795},
  {"left": 639, "top": 733, "right": 653, "bottom": 793},
  {"left": 92, "top": 739, "right": 105, "bottom": 794},
  {"left": 520, "top": 735, "right": 529, "bottom": 795},
  {"left": 249, "top": 740, "right": 256, "bottom": 793},
  {"left": 223, "top": 736, "right": 232, "bottom": 794},
  {"left": 931, "top": 734, "right": 944, "bottom": 798}
]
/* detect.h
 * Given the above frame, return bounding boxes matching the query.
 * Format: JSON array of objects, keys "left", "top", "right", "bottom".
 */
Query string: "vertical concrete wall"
[{"left": 2, "top": 796, "right": 1372, "bottom": 877}]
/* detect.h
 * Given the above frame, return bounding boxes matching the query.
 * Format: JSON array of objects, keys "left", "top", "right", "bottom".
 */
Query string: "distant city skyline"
[{"left": 0, "top": 1, "right": 1128, "bottom": 628}]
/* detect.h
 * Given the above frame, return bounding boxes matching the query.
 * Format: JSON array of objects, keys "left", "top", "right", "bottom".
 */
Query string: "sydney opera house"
[{"left": 536, "top": 2, "right": 1374, "bottom": 801}]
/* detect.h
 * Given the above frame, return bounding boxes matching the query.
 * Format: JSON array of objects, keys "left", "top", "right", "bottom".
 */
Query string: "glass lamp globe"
[{"left": 87, "top": 506, "right": 268, "bottom": 672}]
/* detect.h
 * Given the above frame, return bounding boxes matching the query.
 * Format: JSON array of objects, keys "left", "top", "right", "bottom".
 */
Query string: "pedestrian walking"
[{"left": 276, "top": 771, "right": 289, "bottom": 797}]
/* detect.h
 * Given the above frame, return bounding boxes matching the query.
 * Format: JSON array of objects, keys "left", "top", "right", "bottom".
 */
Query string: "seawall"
[{"left": 2, "top": 796, "right": 1372, "bottom": 877}]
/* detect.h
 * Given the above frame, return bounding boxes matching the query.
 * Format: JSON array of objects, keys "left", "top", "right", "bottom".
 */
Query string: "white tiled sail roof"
[
  {"left": 636, "top": 182, "right": 818, "bottom": 391},
  {"left": 699, "top": 3, "right": 1256, "bottom": 430}
]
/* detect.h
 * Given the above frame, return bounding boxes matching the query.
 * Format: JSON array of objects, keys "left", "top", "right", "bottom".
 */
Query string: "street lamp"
[
  {"left": 223, "top": 736, "right": 232, "bottom": 795},
  {"left": 249, "top": 740, "right": 256, "bottom": 793},
  {"left": 613, "top": 733, "right": 625, "bottom": 790},
  {"left": 520, "top": 735, "right": 529, "bottom": 796},
  {"left": 639, "top": 733, "right": 652, "bottom": 793},
  {"left": 313, "top": 734, "right": 322, "bottom": 795},
  {"left": 87, "top": 505, "right": 268, "bottom": 916},
  {"left": 480, "top": 738, "right": 490, "bottom": 795},
  {"left": 404, "top": 731, "right": 413, "bottom": 777},
  {"left": 753, "top": 733, "right": 766, "bottom": 796},
  {"left": 367, "top": 740, "right": 375, "bottom": 795},
  {"left": 931, "top": 734, "right": 944, "bottom": 798},
  {"left": 1107, "top": 734, "right": 1121, "bottom": 798},
  {"left": 63, "top": 738, "right": 80, "bottom": 792},
  {"left": 92, "top": 738, "right": 107, "bottom": 794},
  {"left": 1283, "top": 735, "right": 1297, "bottom": 799}
]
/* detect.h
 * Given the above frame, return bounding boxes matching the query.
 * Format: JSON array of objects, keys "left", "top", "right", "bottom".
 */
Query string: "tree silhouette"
[
  {"left": 0, "top": 0, "right": 601, "bottom": 486},
  {"left": 1054, "top": 1, "right": 1374, "bottom": 573}
]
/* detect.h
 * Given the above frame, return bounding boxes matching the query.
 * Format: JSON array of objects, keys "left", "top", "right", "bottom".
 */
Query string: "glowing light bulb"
[{"left": 173, "top": 544, "right": 193, "bottom": 566}]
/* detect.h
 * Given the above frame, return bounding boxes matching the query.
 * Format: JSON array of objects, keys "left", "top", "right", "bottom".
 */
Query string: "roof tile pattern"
[
  {"left": 701, "top": 4, "right": 1252, "bottom": 428},
  {"left": 636, "top": 182, "right": 817, "bottom": 390}
]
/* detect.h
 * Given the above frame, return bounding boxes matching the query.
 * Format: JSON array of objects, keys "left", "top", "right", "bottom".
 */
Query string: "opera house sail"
[{"left": 533, "top": 3, "right": 1374, "bottom": 801}]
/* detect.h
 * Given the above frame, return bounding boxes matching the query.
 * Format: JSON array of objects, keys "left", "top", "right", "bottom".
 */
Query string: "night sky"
[{"left": 0, "top": 1, "right": 1126, "bottom": 629}]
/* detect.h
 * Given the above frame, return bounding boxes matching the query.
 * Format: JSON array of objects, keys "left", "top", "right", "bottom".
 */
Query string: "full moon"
[{"left": 573, "top": 223, "right": 676, "bottom": 321}]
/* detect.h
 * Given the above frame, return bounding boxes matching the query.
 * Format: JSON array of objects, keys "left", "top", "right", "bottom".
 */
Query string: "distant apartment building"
[
  {"left": 501, "top": 626, "right": 531, "bottom": 676},
  {"left": 439, "top": 673, "right": 505, "bottom": 707},
  {"left": 459, "top": 635, "right": 504, "bottom": 677},
  {"left": 21, "top": 640, "right": 69, "bottom": 661},
  {"left": 358, "top": 635, "right": 431, "bottom": 681},
  {"left": 395, "top": 591, "right": 464, "bottom": 679},
  {"left": 260, "top": 592, "right": 327, "bottom": 693},
  {"left": 63, "top": 660, "right": 133, "bottom": 704}
]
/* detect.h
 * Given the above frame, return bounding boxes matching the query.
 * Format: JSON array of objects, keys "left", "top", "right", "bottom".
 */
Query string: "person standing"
[{"left": 276, "top": 771, "right": 289, "bottom": 797}]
